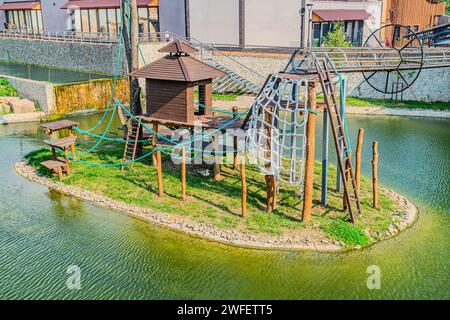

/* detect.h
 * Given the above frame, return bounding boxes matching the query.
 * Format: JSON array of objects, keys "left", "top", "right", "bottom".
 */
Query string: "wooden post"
[
  {"left": 213, "top": 134, "right": 221, "bottom": 180},
  {"left": 51, "top": 147, "right": 57, "bottom": 161},
  {"left": 240, "top": 153, "right": 247, "bottom": 218},
  {"left": 265, "top": 111, "right": 276, "bottom": 213},
  {"left": 372, "top": 141, "right": 379, "bottom": 209},
  {"left": 68, "top": 128, "right": 76, "bottom": 160},
  {"left": 63, "top": 148, "right": 71, "bottom": 176},
  {"left": 156, "top": 146, "right": 163, "bottom": 197},
  {"left": 117, "top": 105, "right": 128, "bottom": 138},
  {"left": 321, "top": 108, "right": 329, "bottom": 207},
  {"left": 355, "top": 128, "right": 364, "bottom": 192},
  {"left": 181, "top": 147, "right": 186, "bottom": 202},
  {"left": 343, "top": 153, "right": 351, "bottom": 210},
  {"left": 302, "top": 84, "right": 316, "bottom": 222},
  {"left": 152, "top": 122, "right": 159, "bottom": 166},
  {"left": 129, "top": 0, "right": 139, "bottom": 73},
  {"left": 56, "top": 167, "right": 63, "bottom": 181},
  {"left": 232, "top": 106, "right": 239, "bottom": 170}
]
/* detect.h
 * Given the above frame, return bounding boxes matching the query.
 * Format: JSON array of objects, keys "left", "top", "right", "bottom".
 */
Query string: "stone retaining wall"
[
  {"left": 3, "top": 75, "right": 54, "bottom": 113},
  {"left": 0, "top": 38, "right": 127, "bottom": 75},
  {"left": 2, "top": 75, "right": 129, "bottom": 114},
  {"left": 219, "top": 53, "right": 450, "bottom": 102}
]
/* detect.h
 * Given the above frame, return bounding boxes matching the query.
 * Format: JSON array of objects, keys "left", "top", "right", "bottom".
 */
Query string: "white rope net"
[{"left": 246, "top": 74, "right": 309, "bottom": 187}]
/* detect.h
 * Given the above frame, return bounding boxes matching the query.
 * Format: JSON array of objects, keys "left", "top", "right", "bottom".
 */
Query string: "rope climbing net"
[{"left": 246, "top": 74, "right": 309, "bottom": 187}]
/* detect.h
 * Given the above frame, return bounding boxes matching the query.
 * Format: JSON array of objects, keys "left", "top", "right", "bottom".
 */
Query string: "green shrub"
[
  {"left": 0, "top": 77, "right": 18, "bottom": 97},
  {"left": 322, "top": 220, "right": 369, "bottom": 246}
]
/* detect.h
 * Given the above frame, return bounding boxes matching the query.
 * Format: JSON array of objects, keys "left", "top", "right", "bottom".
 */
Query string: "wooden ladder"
[
  {"left": 315, "top": 60, "right": 362, "bottom": 223},
  {"left": 121, "top": 118, "right": 141, "bottom": 170}
]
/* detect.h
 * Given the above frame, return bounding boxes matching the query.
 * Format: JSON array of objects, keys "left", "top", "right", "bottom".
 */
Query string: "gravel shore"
[{"left": 15, "top": 160, "right": 418, "bottom": 252}]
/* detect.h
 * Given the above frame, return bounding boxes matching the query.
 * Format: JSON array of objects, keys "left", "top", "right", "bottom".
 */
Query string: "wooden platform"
[
  {"left": 41, "top": 159, "right": 68, "bottom": 170},
  {"left": 139, "top": 115, "right": 245, "bottom": 131},
  {"left": 41, "top": 120, "right": 78, "bottom": 132},
  {"left": 44, "top": 136, "right": 77, "bottom": 150}
]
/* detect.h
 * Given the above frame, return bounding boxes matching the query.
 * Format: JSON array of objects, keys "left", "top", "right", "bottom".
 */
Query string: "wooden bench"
[{"left": 41, "top": 159, "right": 68, "bottom": 181}]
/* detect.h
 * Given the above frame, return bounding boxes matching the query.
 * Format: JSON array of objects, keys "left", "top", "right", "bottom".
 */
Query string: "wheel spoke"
[
  {"left": 400, "top": 38, "right": 415, "bottom": 51},
  {"left": 397, "top": 71, "right": 410, "bottom": 87},
  {"left": 364, "top": 71, "right": 377, "bottom": 82},
  {"left": 385, "top": 72, "right": 390, "bottom": 93}
]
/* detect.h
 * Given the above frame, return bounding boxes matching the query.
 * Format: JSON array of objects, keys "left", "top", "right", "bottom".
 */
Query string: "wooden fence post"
[
  {"left": 233, "top": 106, "right": 239, "bottom": 170},
  {"left": 181, "top": 147, "right": 186, "bottom": 202},
  {"left": 156, "top": 146, "right": 163, "bottom": 197},
  {"left": 355, "top": 128, "right": 364, "bottom": 192},
  {"left": 152, "top": 122, "right": 159, "bottom": 167},
  {"left": 241, "top": 153, "right": 247, "bottom": 218},
  {"left": 213, "top": 133, "right": 221, "bottom": 180},
  {"left": 372, "top": 141, "right": 379, "bottom": 209},
  {"left": 302, "top": 84, "right": 316, "bottom": 222}
]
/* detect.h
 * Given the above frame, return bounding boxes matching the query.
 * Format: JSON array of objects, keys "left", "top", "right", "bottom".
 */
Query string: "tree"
[{"left": 323, "top": 21, "right": 351, "bottom": 47}]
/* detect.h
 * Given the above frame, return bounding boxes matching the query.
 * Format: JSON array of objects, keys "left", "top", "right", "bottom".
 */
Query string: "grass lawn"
[
  {"left": 25, "top": 142, "right": 398, "bottom": 247},
  {"left": 346, "top": 97, "right": 450, "bottom": 111}
]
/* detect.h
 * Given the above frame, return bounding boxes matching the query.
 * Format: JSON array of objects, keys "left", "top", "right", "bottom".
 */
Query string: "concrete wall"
[
  {"left": 0, "top": 1, "right": 5, "bottom": 31},
  {"left": 189, "top": 0, "right": 240, "bottom": 45},
  {"left": 2, "top": 75, "right": 54, "bottom": 113},
  {"left": 347, "top": 68, "right": 450, "bottom": 102},
  {"left": 159, "top": 0, "right": 186, "bottom": 36},
  {"left": 0, "top": 38, "right": 127, "bottom": 75},
  {"left": 41, "top": 0, "right": 69, "bottom": 32},
  {"left": 245, "top": 0, "right": 301, "bottom": 47}
]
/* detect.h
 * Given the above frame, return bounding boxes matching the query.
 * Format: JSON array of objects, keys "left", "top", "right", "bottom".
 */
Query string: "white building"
[{"left": 187, "top": 0, "right": 383, "bottom": 48}]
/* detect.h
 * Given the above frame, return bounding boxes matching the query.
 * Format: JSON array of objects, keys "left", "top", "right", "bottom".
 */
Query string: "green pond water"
[
  {"left": 0, "top": 62, "right": 112, "bottom": 84},
  {"left": 0, "top": 113, "right": 448, "bottom": 299}
]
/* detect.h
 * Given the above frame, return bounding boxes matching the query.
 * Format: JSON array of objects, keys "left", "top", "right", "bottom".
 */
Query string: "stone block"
[
  {"left": 9, "top": 99, "right": 35, "bottom": 114},
  {"left": 0, "top": 96, "right": 20, "bottom": 104}
]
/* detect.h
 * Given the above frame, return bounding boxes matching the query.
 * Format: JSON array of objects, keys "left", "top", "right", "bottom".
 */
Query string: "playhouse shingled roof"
[
  {"left": 129, "top": 40, "right": 224, "bottom": 82},
  {"left": 158, "top": 39, "right": 198, "bottom": 54}
]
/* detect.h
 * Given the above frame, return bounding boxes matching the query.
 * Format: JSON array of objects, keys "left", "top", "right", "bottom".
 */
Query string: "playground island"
[
  {"left": 15, "top": 37, "right": 423, "bottom": 251},
  {"left": 18, "top": 144, "right": 416, "bottom": 251}
]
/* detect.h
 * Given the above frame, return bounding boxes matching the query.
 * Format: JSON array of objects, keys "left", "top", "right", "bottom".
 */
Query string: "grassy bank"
[
  {"left": 0, "top": 77, "right": 17, "bottom": 97},
  {"left": 346, "top": 97, "right": 450, "bottom": 111},
  {"left": 25, "top": 143, "right": 398, "bottom": 247}
]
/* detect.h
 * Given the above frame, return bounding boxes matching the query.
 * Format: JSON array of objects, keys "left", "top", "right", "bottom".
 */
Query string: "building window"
[
  {"left": 72, "top": 6, "right": 160, "bottom": 35},
  {"left": 5, "top": 10, "right": 43, "bottom": 31},
  {"left": 312, "top": 21, "right": 363, "bottom": 47},
  {"left": 98, "top": 9, "right": 108, "bottom": 33}
]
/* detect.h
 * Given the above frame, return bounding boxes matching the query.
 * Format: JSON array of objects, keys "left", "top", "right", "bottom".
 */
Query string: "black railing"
[{"left": 412, "top": 23, "right": 450, "bottom": 46}]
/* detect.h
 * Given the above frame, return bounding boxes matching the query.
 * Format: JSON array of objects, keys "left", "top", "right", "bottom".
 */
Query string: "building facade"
[
  {"left": 0, "top": 0, "right": 186, "bottom": 36},
  {"left": 187, "top": 0, "right": 383, "bottom": 48},
  {"left": 380, "top": 0, "right": 446, "bottom": 42}
]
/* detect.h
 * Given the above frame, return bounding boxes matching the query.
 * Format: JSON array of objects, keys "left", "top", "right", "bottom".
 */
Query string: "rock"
[
  {"left": 0, "top": 96, "right": 20, "bottom": 104},
  {"left": 9, "top": 99, "right": 35, "bottom": 114}
]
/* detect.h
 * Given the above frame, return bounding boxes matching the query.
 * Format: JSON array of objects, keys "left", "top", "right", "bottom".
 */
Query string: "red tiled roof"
[
  {"left": 158, "top": 39, "right": 198, "bottom": 54},
  {"left": 0, "top": 1, "right": 41, "bottom": 10},
  {"left": 61, "top": 0, "right": 158, "bottom": 10},
  {"left": 130, "top": 55, "right": 224, "bottom": 82},
  {"left": 314, "top": 9, "right": 372, "bottom": 22}
]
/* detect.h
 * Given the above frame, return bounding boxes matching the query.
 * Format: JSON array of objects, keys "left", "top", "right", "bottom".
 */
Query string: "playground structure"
[{"left": 37, "top": 21, "right": 450, "bottom": 225}]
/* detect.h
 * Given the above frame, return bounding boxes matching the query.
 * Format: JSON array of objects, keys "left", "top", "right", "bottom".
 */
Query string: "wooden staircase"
[
  {"left": 315, "top": 61, "right": 362, "bottom": 223},
  {"left": 121, "top": 118, "right": 142, "bottom": 170}
]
